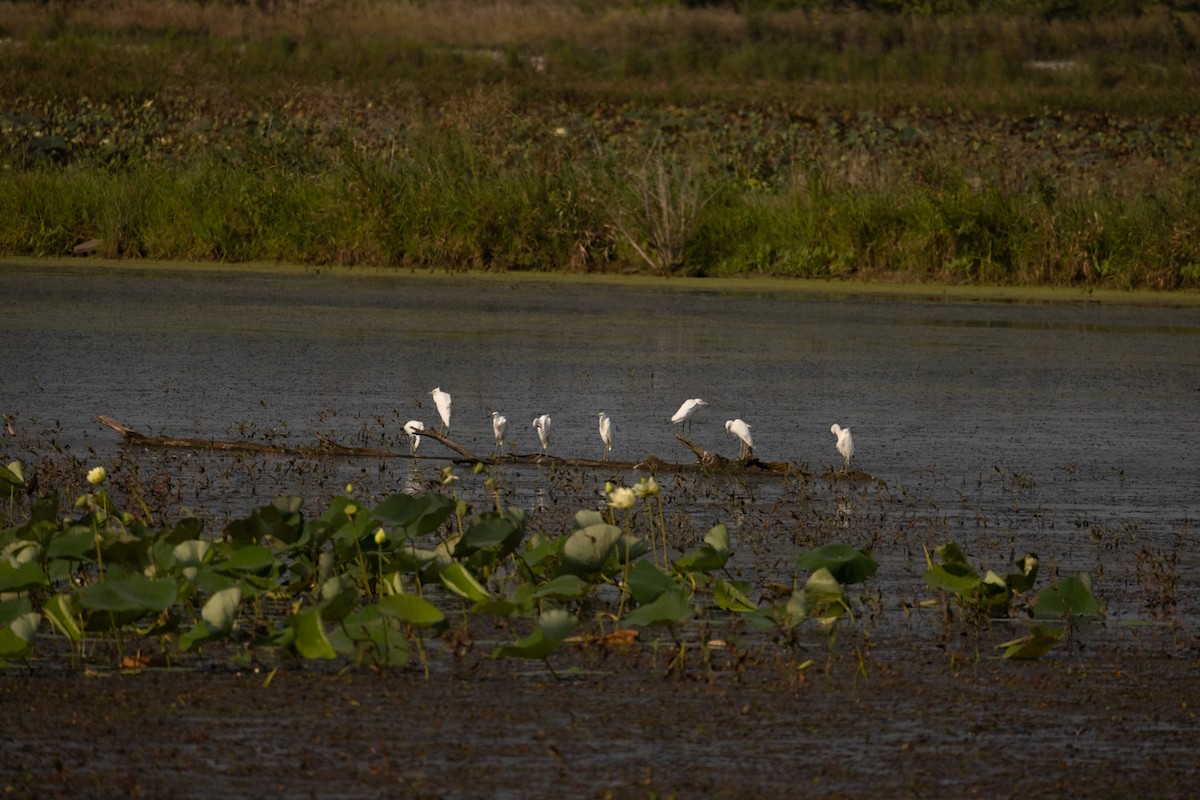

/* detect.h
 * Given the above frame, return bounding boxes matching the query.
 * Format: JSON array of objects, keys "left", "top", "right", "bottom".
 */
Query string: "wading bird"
[
  {"left": 491, "top": 411, "right": 508, "bottom": 451},
  {"left": 403, "top": 420, "right": 425, "bottom": 455},
  {"left": 532, "top": 414, "right": 552, "bottom": 453},
  {"left": 725, "top": 418, "right": 753, "bottom": 460},
  {"left": 597, "top": 412, "right": 614, "bottom": 461},
  {"left": 671, "top": 398, "right": 707, "bottom": 430},
  {"left": 429, "top": 387, "right": 452, "bottom": 431},
  {"left": 830, "top": 423, "right": 854, "bottom": 471}
]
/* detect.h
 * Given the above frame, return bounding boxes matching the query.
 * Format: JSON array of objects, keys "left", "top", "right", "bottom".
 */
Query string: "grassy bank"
[{"left": 2, "top": 1, "right": 1200, "bottom": 287}]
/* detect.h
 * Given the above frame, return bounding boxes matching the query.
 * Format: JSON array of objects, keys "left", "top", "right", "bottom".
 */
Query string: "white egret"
[
  {"left": 532, "top": 414, "right": 552, "bottom": 453},
  {"left": 725, "top": 419, "right": 753, "bottom": 460},
  {"left": 597, "top": 412, "right": 614, "bottom": 461},
  {"left": 491, "top": 411, "right": 508, "bottom": 451},
  {"left": 403, "top": 420, "right": 425, "bottom": 455},
  {"left": 671, "top": 398, "right": 707, "bottom": 431},
  {"left": 830, "top": 423, "right": 854, "bottom": 471},
  {"left": 429, "top": 387, "right": 452, "bottom": 431}
]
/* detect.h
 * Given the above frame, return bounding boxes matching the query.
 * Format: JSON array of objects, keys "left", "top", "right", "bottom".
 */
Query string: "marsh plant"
[
  {"left": 923, "top": 540, "right": 1105, "bottom": 659},
  {"left": 0, "top": 449, "right": 1128, "bottom": 672}
]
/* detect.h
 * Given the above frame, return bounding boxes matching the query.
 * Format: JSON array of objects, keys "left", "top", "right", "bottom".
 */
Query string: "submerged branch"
[{"left": 94, "top": 415, "right": 871, "bottom": 480}]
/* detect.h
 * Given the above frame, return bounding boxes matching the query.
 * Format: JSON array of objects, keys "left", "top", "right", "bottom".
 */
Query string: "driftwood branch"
[{"left": 94, "top": 415, "right": 869, "bottom": 480}]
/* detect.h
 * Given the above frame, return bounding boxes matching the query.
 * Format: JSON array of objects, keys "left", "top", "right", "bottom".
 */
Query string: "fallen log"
[
  {"left": 94, "top": 415, "right": 871, "bottom": 480},
  {"left": 95, "top": 416, "right": 394, "bottom": 458}
]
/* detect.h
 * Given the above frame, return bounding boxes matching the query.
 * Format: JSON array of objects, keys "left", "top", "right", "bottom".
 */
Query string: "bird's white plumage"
[
  {"left": 725, "top": 418, "right": 753, "bottom": 458},
  {"left": 597, "top": 412, "right": 614, "bottom": 460},
  {"left": 830, "top": 423, "right": 854, "bottom": 470},
  {"left": 491, "top": 411, "right": 508, "bottom": 449},
  {"left": 430, "top": 387, "right": 452, "bottom": 430},
  {"left": 671, "top": 398, "right": 707, "bottom": 424},
  {"left": 532, "top": 414, "right": 552, "bottom": 452},
  {"left": 403, "top": 420, "right": 425, "bottom": 453}
]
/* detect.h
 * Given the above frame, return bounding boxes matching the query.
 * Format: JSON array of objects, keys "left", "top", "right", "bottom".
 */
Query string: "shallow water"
[{"left": 2, "top": 262, "right": 1198, "bottom": 621}]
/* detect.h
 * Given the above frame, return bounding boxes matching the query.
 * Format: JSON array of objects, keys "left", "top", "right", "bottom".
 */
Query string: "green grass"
[{"left": 2, "top": 0, "right": 1200, "bottom": 287}]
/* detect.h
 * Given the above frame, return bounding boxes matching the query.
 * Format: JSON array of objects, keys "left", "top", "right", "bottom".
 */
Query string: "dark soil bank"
[{"left": 4, "top": 641, "right": 1198, "bottom": 800}]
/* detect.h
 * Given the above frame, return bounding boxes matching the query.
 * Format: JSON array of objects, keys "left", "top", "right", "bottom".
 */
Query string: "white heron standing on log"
[
  {"left": 491, "top": 411, "right": 508, "bottom": 451},
  {"left": 725, "top": 419, "right": 753, "bottom": 460},
  {"left": 533, "top": 414, "right": 552, "bottom": 453},
  {"left": 403, "top": 420, "right": 425, "bottom": 455},
  {"left": 597, "top": 412, "right": 614, "bottom": 461},
  {"left": 671, "top": 398, "right": 707, "bottom": 431},
  {"left": 429, "top": 387, "right": 452, "bottom": 431},
  {"left": 831, "top": 423, "right": 854, "bottom": 472}
]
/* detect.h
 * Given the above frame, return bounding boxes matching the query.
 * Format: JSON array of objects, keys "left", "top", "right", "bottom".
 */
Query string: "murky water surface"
[{"left": 2, "top": 263, "right": 1198, "bottom": 622}]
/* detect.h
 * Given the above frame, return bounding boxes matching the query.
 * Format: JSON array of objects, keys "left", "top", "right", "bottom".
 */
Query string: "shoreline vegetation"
[{"left": 2, "top": 1, "right": 1200, "bottom": 289}]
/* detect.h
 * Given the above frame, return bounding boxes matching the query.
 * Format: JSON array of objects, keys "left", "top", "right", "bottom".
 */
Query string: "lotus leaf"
[
  {"left": 0, "top": 560, "right": 48, "bottom": 594},
  {"left": 532, "top": 574, "right": 587, "bottom": 601},
  {"left": 289, "top": 608, "right": 337, "bottom": 659},
  {"left": 172, "top": 539, "right": 212, "bottom": 568},
  {"left": 491, "top": 608, "right": 579, "bottom": 660},
  {"left": 78, "top": 572, "right": 177, "bottom": 614},
  {"left": 43, "top": 594, "right": 83, "bottom": 641},
  {"left": 1001, "top": 625, "right": 1064, "bottom": 660},
  {"left": 216, "top": 544, "right": 275, "bottom": 575},
  {"left": 202, "top": 585, "right": 243, "bottom": 632},
  {"left": 562, "top": 522, "right": 623, "bottom": 573},
  {"left": 378, "top": 593, "right": 446, "bottom": 627},
  {"left": 339, "top": 606, "right": 408, "bottom": 666},
  {"left": 796, "top": 543, "right": 878, "bottom": 585},
  {"left": 0, "top": 607, "right": 40, "bottom": 658},
  {"left": 226, "top": 497, "right": 304, "bottom": 545},
  {"left": 437, "top": 563, "right": 490, "bottom": 602},
  {"left": 621, "top": 586, "right": 693, "bottom": 627},
  {"left": 676, "top": 523, "right": 730, "bottom": 573},
  {"left": 455, "top": 508, "right": 526, "bottom": 560},
  {"left": 371, "top": 492, "right": 456, "bottom": 538},
  {"left": 1032, "top": 574, "right": 1104, "bottom": 620},
  {"left": 789, "top": 568, "right": 849, "bottom": 625},
  {"left": 0, "top": 461, "right": 24, "bottom": 498},
  {"left": 713, "top": 578, "right": 757, "bottom": 613},
  {"left": 46, "top": 528, "right": 96, "bottom": 562},
  {"left": 626, "top": 560, "right": 679, "bottom": 604},
  {"left": 318, "top": 574, "right": 360, "bottom": 623}
]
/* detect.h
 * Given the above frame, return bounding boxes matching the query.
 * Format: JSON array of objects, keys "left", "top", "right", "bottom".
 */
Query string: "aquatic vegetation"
[{"left": 923, "top": 540, "right": 1104, "bottom": 659}]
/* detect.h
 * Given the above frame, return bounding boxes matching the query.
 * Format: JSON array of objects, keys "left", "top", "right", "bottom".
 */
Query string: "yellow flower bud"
[{"left": 87, "top": 466, "right": 107, "bottom": 485}]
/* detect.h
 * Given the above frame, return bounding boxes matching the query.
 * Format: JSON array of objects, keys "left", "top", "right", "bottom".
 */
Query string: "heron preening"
[{"left": 725, "top": 418, "right": 753, "bottom": 460}]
